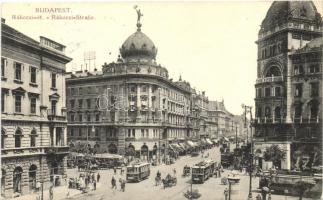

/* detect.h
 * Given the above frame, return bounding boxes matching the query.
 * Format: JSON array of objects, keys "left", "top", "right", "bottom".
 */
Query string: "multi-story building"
[
  {"left": 207, "top": 100, "right": 245, "bottom": 140},
  {"left": 1, "top": 19, "right": 72, "bottom": 198},
  {"left": 254, "top": 1, "right": 322, "bottom": 170},
  {"left": 66, "top": 17, "right": 195, "bottom": 162}
]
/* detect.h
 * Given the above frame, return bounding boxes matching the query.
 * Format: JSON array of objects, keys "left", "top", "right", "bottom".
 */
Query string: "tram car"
[
  {"left": 126, "top": 162, "right": 150, "bottom": 182},
  {"left": 191, "top": 159, "right": 216, "bottom": 183}
]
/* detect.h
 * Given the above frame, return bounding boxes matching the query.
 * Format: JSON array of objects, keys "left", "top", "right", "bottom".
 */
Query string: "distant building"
[
  {"left": 1, "top": 19, "right": 72, "bottom": 198},
  {"left": 254, "top": 1, "right": 322, "bottom": 170},
  {"left": 66, "top": 16, "right": 200, "bottom": 162},
  {"left": 207, "top": 100, "right": 246, "bottom": 140}
]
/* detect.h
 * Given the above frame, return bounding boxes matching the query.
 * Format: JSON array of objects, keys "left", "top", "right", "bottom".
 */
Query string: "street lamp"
[
  {"left": 241, "top": 104, "right": 253, "bottom": 200},
  {"left": 227, "top": 177, "right": 237, "bottom": 200}
]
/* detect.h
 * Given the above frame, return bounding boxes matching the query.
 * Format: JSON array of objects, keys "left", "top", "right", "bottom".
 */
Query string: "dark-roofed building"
[
  {"left": 1, "top": 19, "right": 72, "bottom": 198},
  {"left": 66, "top": 16, "right": 197, "bottom": 163},
  {"left": 254, "top": 1, "right": 322, "bottom": 171}
]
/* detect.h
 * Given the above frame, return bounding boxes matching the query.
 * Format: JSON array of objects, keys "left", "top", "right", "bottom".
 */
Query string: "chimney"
[{"left": 1, "top": 18, "right": 5, "bottom": 23}]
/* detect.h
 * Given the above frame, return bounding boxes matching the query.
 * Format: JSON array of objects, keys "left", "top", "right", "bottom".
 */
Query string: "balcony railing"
[
  {"left": 44, "top": 146, "right": 69, "bottom": 154},
  {"left": 47, "top": 109, "right": 66, "bottom": 121},
  {"left": 254, "top": 117, "right": 321, "bottom": 124},
  {"left": 256, "top": 76, "right": 283, "bottom": 84},
  {"left": 293, "top": 117, "right": 321, "bottom": 124}
]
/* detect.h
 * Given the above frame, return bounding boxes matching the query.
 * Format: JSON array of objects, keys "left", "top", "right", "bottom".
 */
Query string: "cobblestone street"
[{"left": 57, "top": 146, "right": 314, "bottom": 200}]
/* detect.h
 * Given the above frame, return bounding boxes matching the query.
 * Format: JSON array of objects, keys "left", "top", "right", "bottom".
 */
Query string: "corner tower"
[{"left": 254, "top": 1, "right": 322, "bottom": 170}]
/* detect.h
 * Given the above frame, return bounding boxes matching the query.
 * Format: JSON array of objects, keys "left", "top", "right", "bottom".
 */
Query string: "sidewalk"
[{"left": 7, "top": 183, "right": 102, "bottom": 200}]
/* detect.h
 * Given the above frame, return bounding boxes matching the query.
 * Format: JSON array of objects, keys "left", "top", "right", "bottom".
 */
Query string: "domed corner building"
[
  {"left": 65, "top": 13, "right": 200, "bottom": 163},
  {"left": 254, "top": 1, "right": 322, "bottom": 171}
]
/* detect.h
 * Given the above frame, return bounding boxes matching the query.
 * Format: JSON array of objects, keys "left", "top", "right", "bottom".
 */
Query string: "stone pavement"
[{"left": 6, "top": 182, "right": 102, "bottom": 200}]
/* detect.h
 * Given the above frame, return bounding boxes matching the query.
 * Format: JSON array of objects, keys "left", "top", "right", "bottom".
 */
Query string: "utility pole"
[{"left": 242, "top": 104, "right": 253, "bottom": 200}]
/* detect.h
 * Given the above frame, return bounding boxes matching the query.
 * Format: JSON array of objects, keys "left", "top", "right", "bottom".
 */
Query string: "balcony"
[
  {"left": 44, "top": 146, "right": 69, "bottom": 155},
  {"left": 125, "top": 137, "right": 136, "bottom": 142},
  {"left": 293, "top": 117, "right": 321, "bottom": 124},
  {"left": 47, "top": 109, "right": 67, "bottom": 121},
  {"left": 254, "top": 117, "right": 321, "bottom": 125},
  {"left": 256, "top": 76, "right": 283, "bottom": 84}
]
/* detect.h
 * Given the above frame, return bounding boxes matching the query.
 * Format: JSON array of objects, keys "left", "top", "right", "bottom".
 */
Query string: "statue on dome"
[{"left": 134, "top": 5, "right": 143, "bottom": 24}]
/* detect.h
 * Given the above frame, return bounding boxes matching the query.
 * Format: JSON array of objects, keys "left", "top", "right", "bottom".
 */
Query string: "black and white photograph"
[{"left": 0, "top": 1, "right": 322, "bottom": 200}]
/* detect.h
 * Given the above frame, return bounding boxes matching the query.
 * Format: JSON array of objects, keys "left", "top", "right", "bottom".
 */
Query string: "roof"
[
  {"left": 120, "top": 30, "right": 157, "bottom": 59},
  {"left": 127, "top": 162, "right": 150, "bottom": 168},
  {"left": 261, "top": 1, "right": 321, "bottom": 32}
]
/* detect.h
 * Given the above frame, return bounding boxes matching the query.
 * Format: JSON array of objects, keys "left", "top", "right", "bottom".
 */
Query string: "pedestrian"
[
  {"left": 92, "top": 173, "right": 95, "bottom": 183},
  {"left": 173, "top": 168, "right": 176, "bottom": 176},
  {"left": 49, "top": 185, "right": 54, "bottom": 200},
  {"left": 224, "top": 187, "right": 229, "bottom": 200},
  {"left": 111, "top": 176, "right": 117, "bottom": 190},
  {"left": 36, "top": 181, "right": 41, "bottom": 192},
  {"left": 114, "top": 167, "right": 117, "bottom": 175},
  {"left": 256, "top": 194, "right": 262, "bottom": 200},
  {"left": 97, "top": 172, "right": 100, "bottom": 183},
  {"left": 121, "top": 180, "right": 126, "bottom": 192},
  {"left": 119, "top": 178, "right": 122, "bottom": 191},
  {"left": 93, "top": 180, "right": 97, "bottom": 191}
]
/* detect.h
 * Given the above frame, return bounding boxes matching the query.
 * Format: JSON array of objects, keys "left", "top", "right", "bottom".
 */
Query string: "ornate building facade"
[
  {"left": 1, "top": 19, "right": 72, "bottom": 198},
  {"left": 254, "top": 1, "right": 322, "bottom": 170},
  {"left": 66, "top": 17, "right": 200, "bottom": 162}
]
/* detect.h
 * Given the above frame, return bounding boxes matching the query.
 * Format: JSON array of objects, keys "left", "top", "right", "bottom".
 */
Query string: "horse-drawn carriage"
[
  {"left": 182, "top": 165, "right": 191, "bottom": 177},
  {"left": 162, "top": 174, "right": 177, "bottom": 189}
]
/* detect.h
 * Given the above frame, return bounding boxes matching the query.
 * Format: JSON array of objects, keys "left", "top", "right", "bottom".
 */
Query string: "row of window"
[
  {"left": 2, "top": 93, "right": 58, "bottom": 115},
  {"left": 69, "top": 127, "right": 111, "bottom": 138},
  {"left": 294, "top": 64, "right": 320, "bottom": 75},
  {"left": 1, "top": 58, "right": 57, "bottom": 88},
  {"left": 69, "top": 113, "right": 100, "bottom": 122},
  {"left": 1, "top": 94, "right": 37, "bottom": 114},
  {"left": 1, "top": 129, "right": 37, "bottom": 149},
  {"left": 294, "top": 82, "right": 319, "bottom": 98},
  {"left": 260, "top": 42, "right": 282, "bottom": 59},
  {"left": 256, "top": 87, "right": 282, "bottom": 98}
]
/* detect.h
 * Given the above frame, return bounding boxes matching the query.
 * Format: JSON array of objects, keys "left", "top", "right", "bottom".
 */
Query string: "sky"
[{"left": 1, "top": 1, "right": 322, "bottom": 115}]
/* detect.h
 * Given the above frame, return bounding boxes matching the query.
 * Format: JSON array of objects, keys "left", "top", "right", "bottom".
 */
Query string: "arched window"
[
  {"left": 108, "top": 143, "right": 117, "bottom": 154},
  {"left": 126, "top": 143, "right": 135, "bottom": 156},
  {"left": 257, "top": 107, "right": 262, "bottom": 118},
  {"left": 265, "top": 66, "right": 281, "bottom": 77},
  {"left": 141, "top": 144, "right": 148, "bottom": 156},
  {"left": 275, "top": 107, "right": 281, "bottom": 120},
  {"left": 30, "top": 129, "right": 36, "bottom": 147},
  {"left": 13, "top": 167, "right": 23, "bottom": 193},
  {"left": 309, "top": 100, "right": 319, "bottom": 119},
  {"left": 15, "top": 129, "right": 22, "bottom": 148},
  {"left": 294, "top": 104, "right": 302, "bottom": 118},
  {"left": 265, "top": 107, "right": 271, "bottom": 118},
  {"left": 1, "top": 129, "right": 5, "bottom": 149},
  {"left": 29, "top": 165, "right": 37, "bottom": 191}
]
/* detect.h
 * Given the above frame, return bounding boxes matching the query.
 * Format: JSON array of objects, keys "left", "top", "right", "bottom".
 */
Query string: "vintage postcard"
[{"left": 1, "top": 1, "right": 322, "bottom": 200}]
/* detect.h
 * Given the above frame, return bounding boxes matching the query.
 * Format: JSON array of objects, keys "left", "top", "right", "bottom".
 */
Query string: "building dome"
[
  {"left": 261, "top": 1, "right": 322, "bottom": 32},
  {"left": 120, "top": 29, "right": 157, "bottom": 61}
]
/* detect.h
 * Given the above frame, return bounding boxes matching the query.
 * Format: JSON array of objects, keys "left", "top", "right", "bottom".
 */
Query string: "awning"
[
  {"left": 206, "top": 138, "right": 213, "bottom": 145},
  {"left": 94, "top": 153, "right": 123, "bottom": 159},
  {"left": 201, "top": 139, "right": 208, "bottom": 146},
  {"left": 174, "top": 143, "right": 185, "bottom": 152},
  {"left": 178, "top": 143, "right": 187, "bottom": 150},
  {"left": 186, "top": 141, "right": 195, "bottom": 148}
]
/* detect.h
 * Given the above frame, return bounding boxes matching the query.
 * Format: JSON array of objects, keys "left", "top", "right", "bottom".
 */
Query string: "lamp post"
[
  {"left": 242, "top": 104, "right": 253, "bottom": 200},
  {"left": 227, "top": 177, "right": 236, "bottom": 200}
]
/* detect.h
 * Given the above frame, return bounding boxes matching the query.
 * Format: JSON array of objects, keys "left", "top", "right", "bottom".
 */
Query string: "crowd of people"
[{"left": 68, "top": 172, "right": 101, "bottom": 192}]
